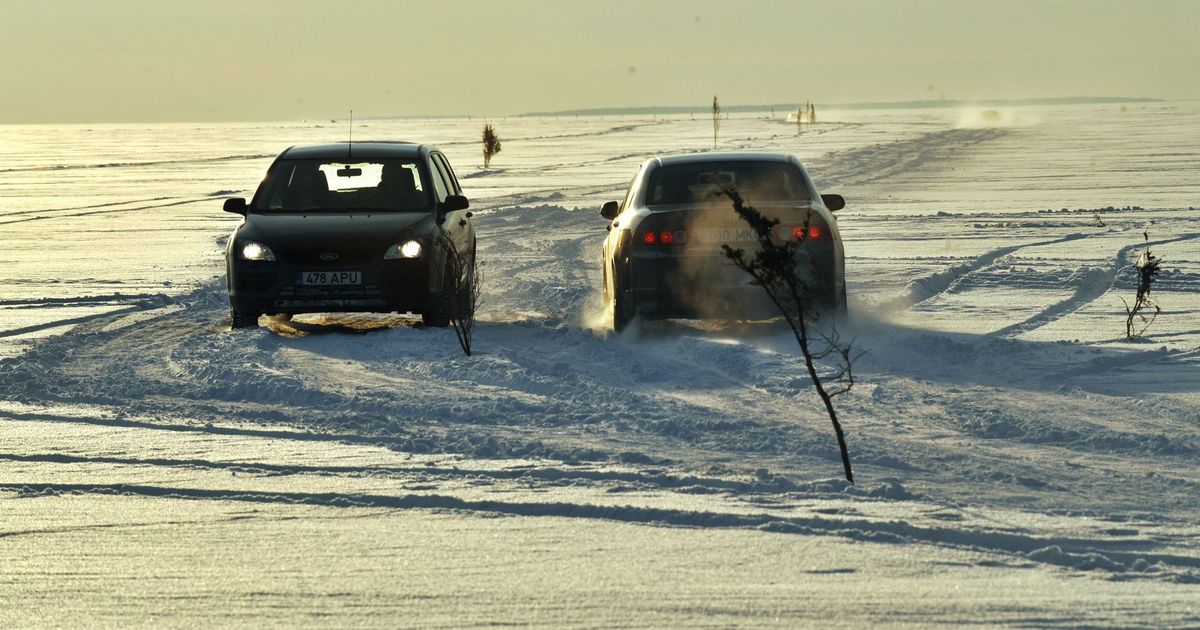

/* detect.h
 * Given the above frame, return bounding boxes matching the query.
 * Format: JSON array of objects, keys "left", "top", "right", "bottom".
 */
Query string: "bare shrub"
[
  {"left": 1121, "top": 230, "right": 1162, "bottom": 339},
  {"left": 482, "top": 124, "right": 502, "bottom": 168},
  {"left": 720, "top": 188, "right": 858, "bottom": 483}
]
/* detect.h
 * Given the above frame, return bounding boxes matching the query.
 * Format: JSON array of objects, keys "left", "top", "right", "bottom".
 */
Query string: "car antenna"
[{"left": 347, "top": 109, "right": 353, "bottom": 159}]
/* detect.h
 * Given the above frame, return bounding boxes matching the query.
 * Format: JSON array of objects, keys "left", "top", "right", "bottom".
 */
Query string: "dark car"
[
  {"left": 599, "top": 152, "right": 846, "bottom": 332},
  {"left": 223, "top": 142, "right": 475, "bottom": 328}
]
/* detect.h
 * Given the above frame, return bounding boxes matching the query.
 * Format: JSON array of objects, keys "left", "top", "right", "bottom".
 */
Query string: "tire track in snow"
[
  {"left": 879, "top": 232, "right": 1095, "bottom": 311},
  {"left": 992, "top": 231, "right": 1200, "bottom": 339},
  {"left": 469, "top": 185, "right": 619, "bottom": 212},
  {"left": 0, "top": 307, "right": 144, "bottom": 339},
  {"left": 0, "top": 294, "right": 170, "bottom": 308},
  {"left": 0, "top": 451, "right": 789, "bottom": 495},
  {"left": 811, "top": 128, "right": 1007, "bottom": 188},
  {"left": 7, "top": 482, "right": 1199, "bottom": 581},
  {"left": 0, "top": 197, "right": 221, "bottom": 226},
  {"left": 0, "top": 153, "right": 274, "bottom": 174},
  {"left": 0, "top": 408, "right": 408, "bottom": 447},
  {"left": 0, "top": 196, "right": 177, "bottom": 220}
]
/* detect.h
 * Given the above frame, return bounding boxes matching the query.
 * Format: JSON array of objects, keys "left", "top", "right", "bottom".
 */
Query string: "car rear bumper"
[
  {"left": 626, "top": 249, "right": 842, "bottom": 320},
  {"left": 630, "top": 284, "right": 779, "bottom": 319}
]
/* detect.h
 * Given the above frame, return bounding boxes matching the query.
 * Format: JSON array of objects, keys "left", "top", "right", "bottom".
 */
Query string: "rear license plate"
[
  {"left": 692, "top": 227, "right": 758, "bottom": 244},
  {"left": 296, "top": 271, "right": 361, "bottom": 286}
]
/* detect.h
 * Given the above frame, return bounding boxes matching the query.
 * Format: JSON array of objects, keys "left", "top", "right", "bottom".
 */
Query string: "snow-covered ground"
[{"left": 2, "top": 103, "right": 1198, "bottom": 627}]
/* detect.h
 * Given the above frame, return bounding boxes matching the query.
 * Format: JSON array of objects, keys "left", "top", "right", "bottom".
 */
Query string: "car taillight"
[
  {"left": 639, "top": 230, "right": 687, "bottom": 245},
  {"left": 786, "top": 224, "right": 825, "bottom": 241}
]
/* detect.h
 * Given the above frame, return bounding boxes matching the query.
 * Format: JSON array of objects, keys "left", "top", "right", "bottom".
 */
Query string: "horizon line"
[{"left": 0, "top": 96, "right": 1171, "bottom": 126}]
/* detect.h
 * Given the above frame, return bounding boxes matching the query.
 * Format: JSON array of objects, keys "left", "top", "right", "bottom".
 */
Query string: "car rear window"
[
  {"left": 645, "top": 161, "right": 811, "bottom": 206},
  {"left": 253, "top": 158, "right": 429, "bottom": 212}
]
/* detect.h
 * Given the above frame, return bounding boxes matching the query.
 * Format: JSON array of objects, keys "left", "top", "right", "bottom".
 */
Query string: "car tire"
[
  {"left": 422, "top": 260, "right": 453, "bottom": 328},
  {"left": 453, "top": 254, "right": 477, "bottom": 320},
  {"left": 422, "top": 294, "right": 451, "bottom": 328},
  {"left": 230, "top": 307, "right": 259, "bottom": 329},
  {"left": 612, "top": 287, "right": 635, "bottom": 333},
  {"left": 835, "top": 284, "right": 849, "bottom": 321},
  {"left": 818, "top": 282, "right": 848, "bottom": 323}
]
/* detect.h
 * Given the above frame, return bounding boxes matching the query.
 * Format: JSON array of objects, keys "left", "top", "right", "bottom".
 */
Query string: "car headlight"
[
  {"left": 239, "top": 241, "right": 276, "bottom": 261},
  {"left": 384, "top": 240, "right": 423, "bottom": 259}
]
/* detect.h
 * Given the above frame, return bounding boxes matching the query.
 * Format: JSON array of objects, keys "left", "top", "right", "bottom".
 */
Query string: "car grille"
[
  {"left": 277, "top": 285, "right": 384, "bottom": 299},
  {"left": 283, "top": 249, "right": 378, "bottom": 265}
]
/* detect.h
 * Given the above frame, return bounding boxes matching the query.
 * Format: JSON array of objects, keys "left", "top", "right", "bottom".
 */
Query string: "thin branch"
[{"left": 719, "top": 186, "right": 857, "bottom": 483}]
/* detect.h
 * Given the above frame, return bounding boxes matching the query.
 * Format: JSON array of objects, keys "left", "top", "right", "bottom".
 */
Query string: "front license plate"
[{"left": 296, "top": 271, "right": 361, "bottom": 286}]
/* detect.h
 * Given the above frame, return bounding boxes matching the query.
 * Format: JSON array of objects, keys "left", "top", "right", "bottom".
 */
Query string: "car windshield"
[
  {"left": 253, "top": 158, "right": 430, "bottom": 212},
  {"left": 645, "top": 161, "right": 811, "bottom": 207}
]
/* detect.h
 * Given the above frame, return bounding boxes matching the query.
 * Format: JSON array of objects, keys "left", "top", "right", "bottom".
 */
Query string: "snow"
[{"left": 2, "top": 103, "right": 1199, "bottom": 626}]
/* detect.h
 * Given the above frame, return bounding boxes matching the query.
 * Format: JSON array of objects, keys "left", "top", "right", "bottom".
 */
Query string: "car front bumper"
[{"left": 227, "top": 259, "right": 435, "bottom": 315}]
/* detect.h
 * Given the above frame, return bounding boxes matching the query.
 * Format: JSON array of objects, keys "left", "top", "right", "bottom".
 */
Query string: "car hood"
[{"left": 238, "top": 212, "right": 437, "bottom": 261}]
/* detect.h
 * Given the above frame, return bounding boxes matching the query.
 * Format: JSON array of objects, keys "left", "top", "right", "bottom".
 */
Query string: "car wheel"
[
  {"left": 230, "top": 307, "right": 259, "bottom": 329},
  {"left": 455, "top": 258, "right": 476, "bottom": 319},
  {"left": 612, "top": 286, "right": 634, "bottom": 333},
  {"left": 602, "top": 260, "right": 610, "bottom": 303},
  {"left": 422, "top": 293, "right": 451, "bottom": 328},
  {"left": 422, "top": 260, "right": 453, "bottom": 328},
  {"left": 818, "top": 282, "right": 848, "bottom": 322}
]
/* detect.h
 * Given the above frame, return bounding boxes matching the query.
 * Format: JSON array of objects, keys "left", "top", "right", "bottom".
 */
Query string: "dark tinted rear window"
[{"left": 645, "top": 161, "right": 810, "bottom": 206}]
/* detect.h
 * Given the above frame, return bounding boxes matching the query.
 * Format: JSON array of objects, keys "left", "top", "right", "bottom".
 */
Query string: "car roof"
[
  {"left": 279, "top": 142, "right": 429, "bottom": 160},
  {"left": 653, "top": 151, "right": 794, "bottom": 167}
]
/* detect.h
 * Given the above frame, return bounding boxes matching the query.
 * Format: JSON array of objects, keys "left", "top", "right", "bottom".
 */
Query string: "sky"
[{"left": 2, "top": 0, "right": 1198, "bottom": 123}]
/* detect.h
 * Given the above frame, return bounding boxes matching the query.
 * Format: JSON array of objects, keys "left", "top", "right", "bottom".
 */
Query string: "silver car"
[{"left": 599, "top": 152, "right": 846, "bottom": 331}]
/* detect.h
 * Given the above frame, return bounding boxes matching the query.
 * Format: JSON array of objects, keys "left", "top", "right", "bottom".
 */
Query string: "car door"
[
  {"left": 604, "top": 170, "right": 643, "bottom": 298},
  {"left": 430, "top": 153, "right": 473, "bottom": 256},
  {"left": 424, "top": 153, "right": 465, "bottom": 260}
]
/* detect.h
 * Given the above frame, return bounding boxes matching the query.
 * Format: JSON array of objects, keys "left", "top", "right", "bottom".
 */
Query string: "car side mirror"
[
  {"left": 443, "top": 194, "right": 470, "bottom": 212},
  {"left": 600, "top": 200, "right": 620, "bottom": 220},
  {"left": 223, "top": 198, "right": 247, "bottom": 215},
  {"left": 821, "top": 194, "right": 845, "bottom": 212}
]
